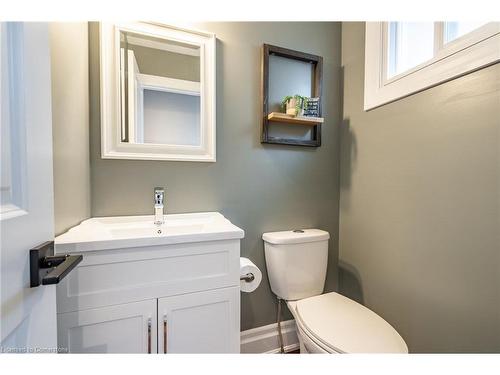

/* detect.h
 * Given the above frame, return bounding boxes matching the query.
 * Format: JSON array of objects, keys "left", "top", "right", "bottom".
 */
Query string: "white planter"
[{"left": 286, "top": 98, "right": 303, "bottom": 116}]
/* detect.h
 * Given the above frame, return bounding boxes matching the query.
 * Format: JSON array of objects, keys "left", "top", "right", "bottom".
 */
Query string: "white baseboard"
[{"left": 240, "top": 319, "right": 299, "bottom": 354}]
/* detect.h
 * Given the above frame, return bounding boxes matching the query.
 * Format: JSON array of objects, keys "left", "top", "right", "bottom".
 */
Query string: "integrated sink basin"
[{"left": 55, "top": 212, "right": 245, "bottom": 253}]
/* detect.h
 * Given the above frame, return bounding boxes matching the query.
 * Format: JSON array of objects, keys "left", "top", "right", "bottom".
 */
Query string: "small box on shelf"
[{"left": 303, "top": 97, "right": 320, "bottom": 117}]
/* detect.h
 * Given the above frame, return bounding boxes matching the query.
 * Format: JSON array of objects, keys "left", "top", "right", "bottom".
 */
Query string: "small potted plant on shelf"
[{"left": 281, "top": 94, "right": 307, "bottom": 116}]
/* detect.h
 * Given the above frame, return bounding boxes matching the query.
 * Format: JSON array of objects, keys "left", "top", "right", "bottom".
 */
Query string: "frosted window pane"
[
  {"left": 444, "top": 22, "right": 487, "bottom": 44},
  {"left": 387, "top": 22, "right": 434, "bottom": 78}
]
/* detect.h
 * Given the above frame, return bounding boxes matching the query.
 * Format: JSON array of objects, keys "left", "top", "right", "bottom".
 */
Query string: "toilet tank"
[{"left": 263, "top": 229, "right": 329, "bottom": 301}]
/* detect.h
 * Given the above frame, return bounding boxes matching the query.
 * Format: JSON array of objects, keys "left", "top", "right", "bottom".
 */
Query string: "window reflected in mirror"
[{"left": 119, "top": 30, "right": 201, "bottom": 146}]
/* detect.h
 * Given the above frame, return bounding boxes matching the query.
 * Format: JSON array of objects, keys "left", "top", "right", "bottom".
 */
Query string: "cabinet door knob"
[
  {"left": 163, "top": 315, "right": 168, "bottom": 354},
  {"left": 147, "top": 318, "right": 152, "bottom": 354}
]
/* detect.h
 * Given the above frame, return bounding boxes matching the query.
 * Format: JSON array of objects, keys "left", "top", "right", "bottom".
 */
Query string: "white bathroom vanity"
[{"left": 55, "top": 212, "right": 244, "bottom": 353}]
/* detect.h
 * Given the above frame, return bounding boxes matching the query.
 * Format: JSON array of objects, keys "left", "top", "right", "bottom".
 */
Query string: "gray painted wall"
[
  {"left": 339, "top": 22, "right": 500, "bottom": 352},
  {"left": 50, "top": 23, "right": 91, "bottom": 235},
  {"left": 88, "top": 22, "right": 342, "bottom": 330}
]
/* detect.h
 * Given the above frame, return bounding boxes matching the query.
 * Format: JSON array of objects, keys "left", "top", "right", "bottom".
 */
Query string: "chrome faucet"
[{"left": 154, "top": 187, "right": 165, "bottom": 225}]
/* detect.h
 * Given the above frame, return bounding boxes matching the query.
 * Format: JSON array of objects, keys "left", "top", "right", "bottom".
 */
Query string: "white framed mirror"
[{"left": 100, "top": 22, "right": 216, "bottom": 162}]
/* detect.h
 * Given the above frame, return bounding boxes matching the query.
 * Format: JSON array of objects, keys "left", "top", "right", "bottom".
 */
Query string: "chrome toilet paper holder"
[{"left": 240, "top": 273, "right": 255, "bottom": 282}]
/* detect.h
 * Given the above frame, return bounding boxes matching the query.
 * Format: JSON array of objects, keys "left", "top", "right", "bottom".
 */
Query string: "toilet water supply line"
[{"left": 277, "top": 297, "right": 285, "bottom": 354}]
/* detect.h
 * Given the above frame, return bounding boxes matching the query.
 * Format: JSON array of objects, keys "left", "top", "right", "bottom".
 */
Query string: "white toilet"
[{"left": 263, "top": 229, "right": 408, "bottom": 354}]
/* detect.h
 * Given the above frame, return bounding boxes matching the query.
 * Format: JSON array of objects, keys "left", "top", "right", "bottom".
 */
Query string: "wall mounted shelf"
[
  {"left": 267, "top": 112, "right": 324, "bottom": 126},
  {"left": 261, "top": 44, "right": 324, "bottom": 147}
]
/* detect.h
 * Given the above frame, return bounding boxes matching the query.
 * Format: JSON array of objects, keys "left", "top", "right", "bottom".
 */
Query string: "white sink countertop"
[{"left": 55, "top": 212, "right": 245, "bottom": 253}]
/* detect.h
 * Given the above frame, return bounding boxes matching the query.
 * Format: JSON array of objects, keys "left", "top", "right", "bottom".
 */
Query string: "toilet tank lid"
[{"left": 262, "top": 229, "right": 329, "bottom": 245}]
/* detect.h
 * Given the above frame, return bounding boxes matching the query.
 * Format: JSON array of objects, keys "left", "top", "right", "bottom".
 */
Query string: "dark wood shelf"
[{"left": 262, "top": 138, "right": 319, "bottom": 147}]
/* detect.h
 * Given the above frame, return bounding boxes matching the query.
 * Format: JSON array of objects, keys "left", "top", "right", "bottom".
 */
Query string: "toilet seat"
[
  {"left": 295, "top": 316, "right": 336, "bottom": 353},
  {"left": 289, "top": 292, "right": 408, "bottom": 353}
]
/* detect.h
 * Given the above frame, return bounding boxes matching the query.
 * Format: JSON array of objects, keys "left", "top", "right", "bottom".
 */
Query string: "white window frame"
[
  {"left": 364, "top": 22, "right": 500, "bottom": 110},
  {"left": 100, "top": 22, "right": 216, "bottom": 162}
]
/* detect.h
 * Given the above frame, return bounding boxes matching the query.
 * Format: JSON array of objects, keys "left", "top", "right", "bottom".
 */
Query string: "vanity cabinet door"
[
  {"left": 58, "top": 299, "right": 157, "bottom": 353},
  {"left": 158, "top": 287, "right": 240, "bottom": 353}
]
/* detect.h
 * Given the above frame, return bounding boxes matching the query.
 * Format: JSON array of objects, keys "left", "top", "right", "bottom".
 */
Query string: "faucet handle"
[{"left": 154, "top": 187, "right": 164, "bottom": 205}]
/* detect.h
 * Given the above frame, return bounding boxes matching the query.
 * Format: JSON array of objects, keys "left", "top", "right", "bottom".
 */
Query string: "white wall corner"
[{"left": 240, "top": 319, "right": 299, "bottom": 354}]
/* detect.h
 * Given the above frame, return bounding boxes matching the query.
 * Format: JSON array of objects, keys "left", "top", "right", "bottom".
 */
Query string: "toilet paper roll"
[{"left": 240, "top": 257, "right": 262, "bottom": 293}]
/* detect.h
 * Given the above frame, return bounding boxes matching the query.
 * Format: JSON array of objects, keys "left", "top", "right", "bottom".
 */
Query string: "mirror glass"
[{"left": 119, "top": 30, "right": 201, "bottom": 145}]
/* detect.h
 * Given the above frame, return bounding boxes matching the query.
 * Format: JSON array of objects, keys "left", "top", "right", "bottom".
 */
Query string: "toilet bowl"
[{"left": 263, "top": 229, "right": 408, "bottom": 354}]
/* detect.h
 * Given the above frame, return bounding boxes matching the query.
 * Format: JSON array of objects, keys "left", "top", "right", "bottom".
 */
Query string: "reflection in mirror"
[{"left": 119, "top": 31, "right": 201, "bottom": 145}]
